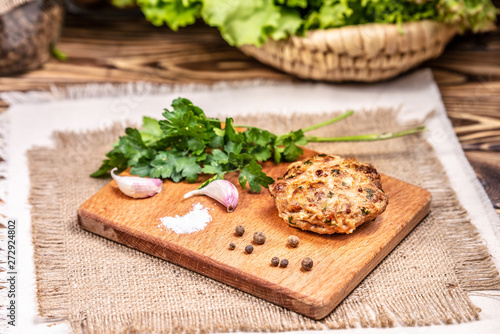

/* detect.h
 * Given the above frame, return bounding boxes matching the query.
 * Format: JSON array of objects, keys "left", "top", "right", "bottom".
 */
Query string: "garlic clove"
[
  {"left": 184, "top": 180, "right": 239, "bottom": 212},
  {"left": 111, "top": 168, "right": 163, "bottom": 199}
]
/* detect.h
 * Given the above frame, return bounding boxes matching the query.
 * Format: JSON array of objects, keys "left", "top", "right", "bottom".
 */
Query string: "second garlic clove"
[{"left": 184, "top": 180, "right": 239, "bottom": 212}]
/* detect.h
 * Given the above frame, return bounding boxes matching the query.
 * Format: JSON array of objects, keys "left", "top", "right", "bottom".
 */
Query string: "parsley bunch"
[{"left": 92, "top": 97, "right": 424, "bottom": 191}]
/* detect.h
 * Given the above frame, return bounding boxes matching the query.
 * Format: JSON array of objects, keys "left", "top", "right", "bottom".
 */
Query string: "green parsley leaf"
[
  {"left": 249, "top": 146, "right": 273, "bottom": 162},
  {"left": 130, "top": 162, "right": 152, "bottom": 177},
  {"left": 276, "top": 129, "right": 306, "bottom": 161},
  {"left": 90, "top": 156, "right": 125, "bottom": 178},
  {"left": 139, "top": 116, "right": 163, "bottom": 144},
  {"left": 272, "top": 145, "right": 285, "bottom": 164},
  {"left": 176, "top": 155, "right": 202, "bottom": 182},
  {"left": 239, "top": 160, "right": 275, "bottom": 192},
  {"left": 149, "top": 151, "right": 177, "bottom": 178},
  {"left": 187, "top": 137, "right": 206, "bottom": 155},
  {"left": 210, "top": 149, "right": 229, "bottom": 164},
  {"left": 202, "top": 164, "right": 226, "bottom": 177},
  {"left": 224, "top": 141, "right": 243, "bottom": 155}
]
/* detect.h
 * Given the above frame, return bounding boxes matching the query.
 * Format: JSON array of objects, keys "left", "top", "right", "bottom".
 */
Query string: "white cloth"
[{"left": 1, "top": 69, "right": 499, "bottom": 333}]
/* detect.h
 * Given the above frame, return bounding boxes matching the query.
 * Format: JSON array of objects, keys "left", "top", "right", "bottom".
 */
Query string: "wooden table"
[{"left": 1, "top": 13, "right": 498, "bottom": 215}]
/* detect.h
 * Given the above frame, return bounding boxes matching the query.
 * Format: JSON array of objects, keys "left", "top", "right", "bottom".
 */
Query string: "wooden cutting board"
[{"left": 77, "top": 150, "right": 431, "bottom": 320}]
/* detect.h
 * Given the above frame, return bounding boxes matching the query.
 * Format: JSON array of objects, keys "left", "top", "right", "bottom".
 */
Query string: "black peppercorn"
[
  {"left": 253, "top": 231, "right": 266, "bottom": 245},
  {"left": 287, "top": 235, "right": 300, "bottom": 248},
  {"left": 301, "top": 257, "right": 313, "bottom": 271},
  {"left": 271, "top": 257, "right": 279, "bottom": 267},
  {"left": 229, "top": 242, "right": 236, "bottom": 250},
  {"left": 279, "top": 259, "right": 288, "bottom": 268},
  {"left": 235, "top": 225, "right": 245, "bottom": 236},
  {"left": 245, "top": 245, "right": 254, "bottom": 254}
]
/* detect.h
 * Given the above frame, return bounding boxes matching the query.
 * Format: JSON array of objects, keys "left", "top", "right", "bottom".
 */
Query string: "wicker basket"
[{"left": 240, "top": 20, "right": 456, "bottom": 82}]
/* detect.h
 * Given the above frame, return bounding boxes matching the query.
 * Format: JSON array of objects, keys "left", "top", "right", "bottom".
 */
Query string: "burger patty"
[{"left": 268, "top": 154, "right": 388, "bottom": 234}]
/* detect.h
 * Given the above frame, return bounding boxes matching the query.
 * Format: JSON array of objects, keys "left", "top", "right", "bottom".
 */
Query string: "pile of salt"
[{"left": 158, "top": 202, "right": 212, "bottom": 234}]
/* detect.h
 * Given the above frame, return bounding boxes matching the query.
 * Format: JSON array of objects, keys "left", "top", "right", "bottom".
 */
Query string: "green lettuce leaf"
[
  {"left": 201, "top": 0, "right": 282, "bottom": 46},
  {"left": 116, "top": 0, "right": 497, "bottom": 47},
  {"left": 270, "top": 7, "right": 303, "bottom": 40},
  {"left": 138, "top": 0, "right": 201, "bottom": 30}
]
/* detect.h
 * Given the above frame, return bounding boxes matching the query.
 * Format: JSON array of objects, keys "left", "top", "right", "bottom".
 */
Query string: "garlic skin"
[
  {"left": 111, "top": 168, "right": 163, "bottom": 199},
  {"left": 184, "top": 180, "right": 239, "bottom": 212}
]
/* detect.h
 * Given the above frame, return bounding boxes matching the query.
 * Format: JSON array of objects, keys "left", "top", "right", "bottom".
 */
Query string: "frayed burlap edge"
[
  {"left": 394, "top": 128, "right": 500, "bottom": 293},
  {"left": 29, "top": 146, "right": 69, "bottom": 322},
  {"left": 28, "top": 112, "right": 500, "bottom": 333},
  {"left": 28, "top": 124, "right": 126, "bottom": 324}
]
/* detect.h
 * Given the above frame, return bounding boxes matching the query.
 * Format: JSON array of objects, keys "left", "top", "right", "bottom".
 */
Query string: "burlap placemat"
[{"left": 28, "top": 109, "right": 500, "bottom": 333}]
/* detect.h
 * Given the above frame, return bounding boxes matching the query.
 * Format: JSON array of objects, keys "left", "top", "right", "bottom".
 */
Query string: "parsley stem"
[
  {"left": 301, "top": 110, "right": 354, "bottom": 133},
  {"left": 234, "top": 111, "right": 355, "bottom": 133},
  {"left": 305, "top": 125, "right": 426, "bottom": 142}
]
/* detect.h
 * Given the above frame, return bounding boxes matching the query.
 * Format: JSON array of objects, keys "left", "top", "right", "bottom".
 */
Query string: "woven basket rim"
[
  {"left": 239, "top": 19, "right": 457, "bottom": 83},
  {"left": 279, "top": 19, "right": 457, "bottom": 46},
  {"left": 304, "top": 19, "right": 456, "bottom": 32}
]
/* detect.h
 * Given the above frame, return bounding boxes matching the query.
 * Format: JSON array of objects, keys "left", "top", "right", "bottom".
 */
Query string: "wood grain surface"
[
  {"left": 77, "top": 149, "right": 431, "bottom": 319},
  {"left": 0, "top": 9, "right": 498, "bottom": 216}
]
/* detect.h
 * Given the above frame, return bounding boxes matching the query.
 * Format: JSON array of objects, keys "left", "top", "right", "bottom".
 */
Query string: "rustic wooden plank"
[
  {"left": 77, "top": 149, "right": 431, "bottom": 319},
  {"left": 465, "top": 151, "right": 500, "bottom": 213},
  {"left": 431, "top": 68, "right": 468, "bottom": 85},
  {"left": 448, "top": 112, "right": 500, "bottom": 135},
  {"left": 427, "top": 51, "right": 500, "bottom": 77}
]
